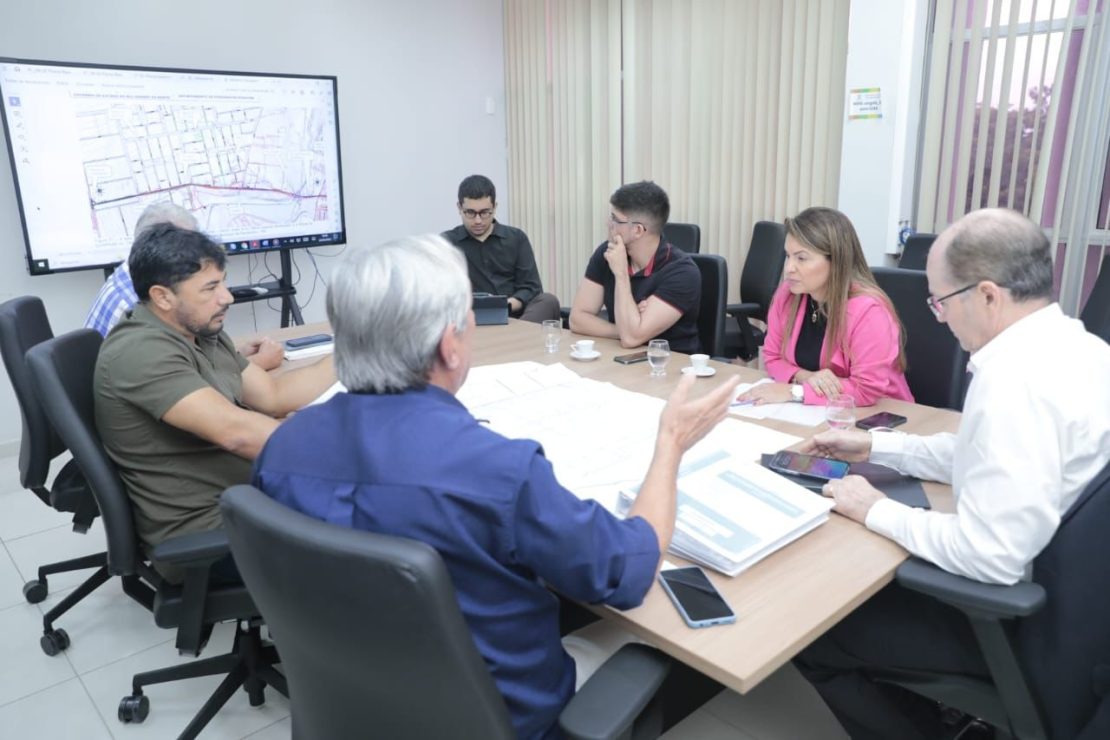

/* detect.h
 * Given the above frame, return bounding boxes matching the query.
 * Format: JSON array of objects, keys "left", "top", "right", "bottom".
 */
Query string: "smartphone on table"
[
  {"left": 659, "top": 566, "right": 736, "bottom": 628},
  {"left": 768, "top": 450, "right": 850, "bottom": 482},
  {"left": 614, "top": 351, "right": 649, "bottom": 364},
  {"left": 856, "top": 411, "right": 908, "bottom": 430},
  {"left": 284, "top": 333, "right": 333, "bottom": 350}
]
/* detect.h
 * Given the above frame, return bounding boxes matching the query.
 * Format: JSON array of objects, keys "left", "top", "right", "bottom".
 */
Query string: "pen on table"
[{"left": 475, "top": 418, "right": 491, "bottom": 424}]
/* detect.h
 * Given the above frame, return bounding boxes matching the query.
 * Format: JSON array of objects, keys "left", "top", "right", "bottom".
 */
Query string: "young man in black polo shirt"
[
  {"left": 569, "top": 181, "right": 701, "bottom": 354},
  {"left": 441, "top": 174, "right": 561, "bottom": 323}
]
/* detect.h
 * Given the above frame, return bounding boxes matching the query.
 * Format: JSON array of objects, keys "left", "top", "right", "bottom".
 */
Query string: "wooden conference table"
[{"left": 273, "top": 319, "right": 960, "bottom": 695}]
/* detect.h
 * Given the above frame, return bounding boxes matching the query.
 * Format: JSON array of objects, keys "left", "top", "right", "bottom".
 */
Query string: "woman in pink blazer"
[{"left": 737, "top": 207, "right": 913, "bottom": 407}]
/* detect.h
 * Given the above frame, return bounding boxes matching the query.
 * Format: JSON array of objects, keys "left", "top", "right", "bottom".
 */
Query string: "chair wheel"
[
  {"left": 40, "top": 628, "right": 70, "bottom": 656},
  {"left": 23, "top": 579, "right": 47, "bottom": 603},
  {"left": 118, "top": 693, "right": 150, "bottom": 724}
]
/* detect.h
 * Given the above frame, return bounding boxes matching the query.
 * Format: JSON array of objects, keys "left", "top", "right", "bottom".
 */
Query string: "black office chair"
[
  {"left": 872, "top": 267, "right": 970, "bottom": 410},
  {"left": 899, "top": 233, "right": 937, "bottom": 270},
  {"left": 221, "top": 484, "right": 671, "bottom": 740},
  {"left": 873, "top": 458, "right": 1110, "bottom": 740},
  {"left": 1080, "top": 254, "right": 1110, "bottom": 344},
  {"left": 689, "top": 254, "right": 728, "bottom": 357},
  {"left": 0, "top": 296, "right": 108, "bottom": 656},
  {"left": 663, "top": 222, "right": 701, "bottom": 254},
  {"left": 724, "top": 221, "right": 786, "bottom": 360},
  {"left": 25, "top": 329, "right": 286, "bottom": 740}
]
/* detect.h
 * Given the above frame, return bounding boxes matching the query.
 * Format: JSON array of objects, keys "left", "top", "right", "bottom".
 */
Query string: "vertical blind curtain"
[
  {"left": 621, "top": 0, "right": 849, "bottom": 299},
  {"left": 503, "top": 0, "right": 850, "bottom": 303},
  {"left": 916, "top": 0, "right": 1109, "bottom": 314},
  {"left": 1054, "top": 0, "right": 1109, "bottom": 313},
  {"left": 503, "top": 0, "right": 622, "bottom": 304}
]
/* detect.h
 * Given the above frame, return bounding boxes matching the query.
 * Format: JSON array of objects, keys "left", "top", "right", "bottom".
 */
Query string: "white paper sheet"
[
  {"left": 729, "top": 380, "right": 830, "bottom": 427},
  {"left": 459, "top": 363, "right": 805, "bottom": 516}
]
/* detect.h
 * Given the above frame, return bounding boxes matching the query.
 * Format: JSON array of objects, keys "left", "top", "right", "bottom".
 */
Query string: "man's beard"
[{"left": 178, "top": 308, "right": 225, "bottom": 338}]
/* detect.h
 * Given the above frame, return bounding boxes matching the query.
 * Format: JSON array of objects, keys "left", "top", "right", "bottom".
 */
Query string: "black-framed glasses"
[
  {"left": 926, "top": 283, "right": 978, "bottom": 317},
  {"left": 608, "top": 213, "right": 643, "bottom": 227},
  {"left": 462, "top": 208, "right": 494, "bottom": 220}
]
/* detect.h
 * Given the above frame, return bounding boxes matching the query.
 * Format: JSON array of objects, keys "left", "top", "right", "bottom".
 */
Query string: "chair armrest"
[
  {"left": 559, "top": 643, "right": 671, "bottom": 740},
  {"left": 151, "top": 528, "right": 231, "bottom": 567},
  {"left": 153, "top": 529, "right": 235, "bottom": 656},
  {"left": 895, "top": 558, "right": 1046, "bottom": 620},
  {"left": 726, "top": 302, "right": 760, "bottom": 317}
]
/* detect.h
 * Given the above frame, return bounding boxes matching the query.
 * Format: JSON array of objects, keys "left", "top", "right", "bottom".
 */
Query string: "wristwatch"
[{"left": 790, "top": 384, "right": 804, "bottom": 403}]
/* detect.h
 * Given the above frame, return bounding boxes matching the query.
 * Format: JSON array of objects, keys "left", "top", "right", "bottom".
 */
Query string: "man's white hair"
[
  {"left": 134, "top": 201, "right": 198, "bottom": 238},
  {"left": 327, "top": 235, "right": 470, "bottom": 393}
]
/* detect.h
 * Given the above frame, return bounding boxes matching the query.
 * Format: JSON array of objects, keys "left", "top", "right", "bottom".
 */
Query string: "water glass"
[
  {"left": 647, "top": 339, "right": 670, "bottom": 377},
  {"left": 825, "top": 394, "right": 856, "bottom": 430},
  {"left": 541, "top": 320, "right": 561, "bottom": 353}
]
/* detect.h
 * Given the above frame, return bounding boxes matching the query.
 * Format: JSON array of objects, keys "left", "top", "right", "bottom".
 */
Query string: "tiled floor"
[
  {"left": 0, "top": 453, "right": 290, "bottom": 740},
  {"left": 0, "top": 452, "right": 846, "bottom": 739}
]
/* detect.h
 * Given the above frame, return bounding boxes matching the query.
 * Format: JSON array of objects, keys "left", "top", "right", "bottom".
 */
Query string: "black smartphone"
[
  {"left": 659, "top": 567, "right": 736, "bottom": 628},
  {"left": 614, "top": 351, "right": 649, "bottom": 364},
  {"left": 856, "top": 411, "right": 909, "bottom": 430},
  {"left": 768, "top": 451, "right": 850, "bottom": 482},
  {"left": 284, "top": 333, "right": 333, "bottom": 349}
]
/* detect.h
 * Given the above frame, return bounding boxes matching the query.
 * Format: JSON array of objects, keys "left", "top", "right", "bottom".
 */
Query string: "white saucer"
[
  {"left": 681, "top": 366, "right": 716, "bottom": 377},
  {"left": 570, "top": 349, "right": 601, "bottom": 361}
]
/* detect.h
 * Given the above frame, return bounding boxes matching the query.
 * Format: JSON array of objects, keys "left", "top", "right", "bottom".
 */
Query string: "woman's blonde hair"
[{"left": 782, "top": 207, "right": 906, "bottom": 371}]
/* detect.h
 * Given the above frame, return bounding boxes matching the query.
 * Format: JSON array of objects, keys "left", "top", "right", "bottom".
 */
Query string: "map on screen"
[{"left": 0, "top": 59, "right": 346, "bottom": 275}]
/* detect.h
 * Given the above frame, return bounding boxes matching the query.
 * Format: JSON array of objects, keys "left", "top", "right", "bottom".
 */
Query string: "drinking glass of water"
[
  {"left": 647, "top": 339, "right": 670, "bottom": 377},
  {"left": 825, "top": 394, "right": 856, "bottom": 430},
  {"left": 542, "top": 320, "right": 561, "bottom": 354}
]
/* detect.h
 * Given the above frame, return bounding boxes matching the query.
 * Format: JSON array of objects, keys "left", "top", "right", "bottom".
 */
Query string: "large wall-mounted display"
[{"left": 0, "top": 57, "right": 346, "bottom": 275}]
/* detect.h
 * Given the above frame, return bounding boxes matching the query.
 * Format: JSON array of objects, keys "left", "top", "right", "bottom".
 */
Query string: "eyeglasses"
[
  {"left": 462, "top": 208, "right": 494, "bottom": 220},
  {"left": 926, "top": 283, "right": 978, "bottom": 317},
  {"left": 609, "top": 213, "right": 643, "bottom": 227}
]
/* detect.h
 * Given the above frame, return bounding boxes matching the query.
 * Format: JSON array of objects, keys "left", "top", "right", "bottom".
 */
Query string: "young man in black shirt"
[
  {"left": 442, "top": 174, "right": 560, "bottom": 323},
  {"left": 569, "top": 181, "right": 701, "bottom": 354}
]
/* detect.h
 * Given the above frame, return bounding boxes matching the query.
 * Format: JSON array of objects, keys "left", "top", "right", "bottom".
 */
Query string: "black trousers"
[{"left": 793, "top": 582, "right": 991, "bottom": 740}]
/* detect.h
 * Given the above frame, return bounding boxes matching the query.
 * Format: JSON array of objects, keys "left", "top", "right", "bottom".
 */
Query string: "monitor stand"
[{"left": 227, "top": 247, "right": 304, "bottom": 327}]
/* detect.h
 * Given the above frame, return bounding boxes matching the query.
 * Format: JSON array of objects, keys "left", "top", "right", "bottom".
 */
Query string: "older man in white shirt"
[{"left": 792, "top": 208, "right": 1110, "bottom": 740}]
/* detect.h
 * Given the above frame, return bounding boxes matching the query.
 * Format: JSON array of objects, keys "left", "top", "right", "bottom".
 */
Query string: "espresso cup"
[
  {"left": 573, "top": 340, "right": 595, "bottom": 354},
  {"left": 690, "top": 353, "right": 710, "bottom": 370}
]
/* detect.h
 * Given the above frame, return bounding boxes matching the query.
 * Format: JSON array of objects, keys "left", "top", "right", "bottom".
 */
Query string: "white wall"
[
  {"left": 0, "top": 0, "right": 508, "bottom": 448},
  {"left": 837, "top": 0, "right": 929, "bottom": 266}
]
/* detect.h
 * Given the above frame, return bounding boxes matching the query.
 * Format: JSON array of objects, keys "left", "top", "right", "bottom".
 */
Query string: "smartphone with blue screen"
[
  {"left": 659, "top": 567, "right": 736, "bottom": 628},
  {"left": 768, "top": 451, "right": 850, "bottom": 482}
]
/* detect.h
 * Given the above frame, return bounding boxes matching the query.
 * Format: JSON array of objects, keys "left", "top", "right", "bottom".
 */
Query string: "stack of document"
[
  {"left": 619, "top": 450, "right": 833, "bottom": 576},
  {"left": 458, "top": 362, "right": 831, "bottom": 576}
]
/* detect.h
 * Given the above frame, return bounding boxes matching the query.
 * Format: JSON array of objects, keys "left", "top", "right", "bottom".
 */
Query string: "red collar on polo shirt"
[{"left": 628, "top": 243, "right": 670, "bottom": 278}]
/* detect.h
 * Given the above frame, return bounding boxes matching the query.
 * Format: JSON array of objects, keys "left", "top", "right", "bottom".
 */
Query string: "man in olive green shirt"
[{"left": 94, "top": 224, "right": 334, "bottom": 581}]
